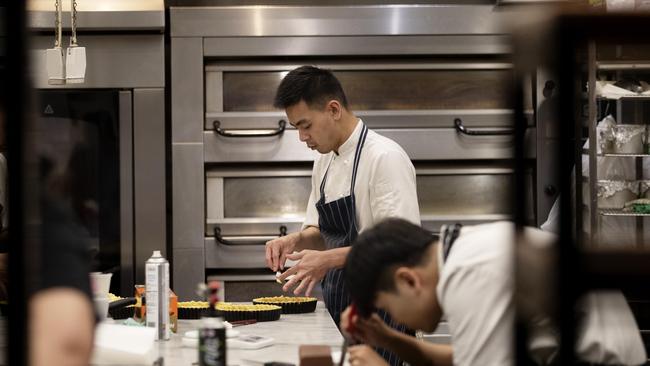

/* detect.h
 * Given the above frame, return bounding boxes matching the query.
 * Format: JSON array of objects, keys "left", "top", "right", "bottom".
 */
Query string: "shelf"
[
  {"left": 596, "top": 95, "right": 650, "bottom": 101},
  {"left": 600, "top": 153, "right": 650, "bottom": 158},
  {"left": 599, "top": 209, "right": 650, "bottom": 217},
  {"left": 597, "top": 61, "right": 650, "bottom": 71}
]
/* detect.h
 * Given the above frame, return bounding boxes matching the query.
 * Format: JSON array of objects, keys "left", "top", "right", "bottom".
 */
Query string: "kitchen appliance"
[
  {"left": 28, "top": 0, "right": 165, "bottom": 295},
  {"left": 170, "top": 5, "right": 537, "bottom": 301}
]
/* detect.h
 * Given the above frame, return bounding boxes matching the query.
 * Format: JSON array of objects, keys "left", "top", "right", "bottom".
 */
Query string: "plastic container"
[
  {"left": 597, "top": 180, "right": 639, "bottom": 209},
  {"left": 598, "top": 120, "right": 616, "bottom": 154},
  {"left": 612, "top": 125, "right": 645, "bottom": 154},
  {"left": 145, "top": 250, "right": 170, "bottom": 341}
]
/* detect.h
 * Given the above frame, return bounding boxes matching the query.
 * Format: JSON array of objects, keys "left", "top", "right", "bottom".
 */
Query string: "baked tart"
[
  {"left": 178, "top": 301, "right": 209, "bottom": 319},
  {"left": 253, "top": 296, "right": 317, "bottom": 314},
  {"left": 108, "top": 293, "right": 136, "bottom": 320},
  {"left": 215, "top": 302, "right": 282, "bottom": 322}
]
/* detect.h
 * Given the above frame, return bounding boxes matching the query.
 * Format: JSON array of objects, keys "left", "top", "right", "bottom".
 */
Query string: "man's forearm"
[
  {"left": 382, "top": 330, "right": 453, "bottom": 366},
  {"left": 324, "top": 246, "right": 350, "bottom": 269},
  {"left": 295, "top": 226, "right": 325, "bottom": 251},
  {"left": 295, "top": 228, "right": 349, "bottom": 269}
]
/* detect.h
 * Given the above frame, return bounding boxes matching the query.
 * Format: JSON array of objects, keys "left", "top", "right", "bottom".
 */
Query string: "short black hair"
[
  {"left": 345, "top": 218, "right": 438, "bottom": 317},
  {"left": 273, "top": 66, "right": 349, "bottom": 110}
]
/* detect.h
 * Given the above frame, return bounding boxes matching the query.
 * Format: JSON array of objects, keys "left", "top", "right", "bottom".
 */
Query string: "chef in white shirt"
[
  {"left": 341, "top": 219, "right": 528, "bottom": 366},
  {"left": 265, "top": 66, "right": 419, "bottom": 366},
  {"left": 341, "top": 216, "right": 646, "bottom": 366}
]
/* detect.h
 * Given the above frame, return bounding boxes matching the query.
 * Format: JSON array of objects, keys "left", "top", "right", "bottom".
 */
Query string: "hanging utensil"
[
  {"left": 65, "top": 0, "right": 86, "bottom": 84},
  {"left": 46, "top": 0, "right": 65, "bottom": 85}
]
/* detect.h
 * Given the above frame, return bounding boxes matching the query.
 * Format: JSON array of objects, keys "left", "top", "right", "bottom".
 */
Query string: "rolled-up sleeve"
[{"left": 368, "top": 150, "right": 420, "bottom": 225}]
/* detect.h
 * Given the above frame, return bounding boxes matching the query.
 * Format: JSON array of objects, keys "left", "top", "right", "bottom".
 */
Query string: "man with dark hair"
[
  {"left": 341, "top": 218, "right": 556, "bottom": 366},
  {"left": 265, "top": 66, "right": 419, "bottom": 365}
]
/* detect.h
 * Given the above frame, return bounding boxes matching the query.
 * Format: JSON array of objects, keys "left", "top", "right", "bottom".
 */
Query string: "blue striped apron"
[{"left": 316, "top": 123, "right": 406, "bottom": 366}]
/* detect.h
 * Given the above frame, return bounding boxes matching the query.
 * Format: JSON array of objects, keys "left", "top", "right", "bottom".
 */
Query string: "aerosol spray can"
[
  {"left": 145, "top": 250, "right": 170, "bottom": 341},
  {"left": 199, "top": 281, "right": 226, "bottom": 366}
]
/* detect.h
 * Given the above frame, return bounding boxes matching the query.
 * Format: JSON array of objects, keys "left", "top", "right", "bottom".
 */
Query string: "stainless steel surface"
[
  {"left": 205, "top": 220, "right": 303, "bottom": 239},
  {"left": 119, "top": 91, "right": 135, "bottom": 295},
  {"left": 535, "top": 68, "right": 559, "bottom": 226},
  {"left": 205, "top": 239, "right": 271, "bottom": 269},
  {"left": 31, "top": 35, "right": 164, "bottom": 88},
  {"left": 134, "top": 89, "right": 167, "bottom": 285},
  {"left": 212, "top": 120, "right": 286, "bottom": 138},
  {"left": 204, "top": 128, "right": 535, "bottom": 163},
  {"left": 27, "top": 0, "right": 164, "bottom": 31},
  {"left": 209, "top": 65, "right": 514, "bottom": 112},
  {"left": 223, "top": 176, "right": 310, "bottom": 218},
  {"left": 454, "top": 118, "right": 515, "bottom": 136},
  {"left": 204, "top": 110, "right": 527, "bottom": 130},
  {"left": 173, "top": 248, "right": 205, "bottom": 300},
  {"left": 203, "top": 35, "right": 511, "bottom": 56},
  {"left": 588, "top": 41, "right": 598, "bottom": 246},
  {"left": 171, "top": 37, "right": 203, "bottom": 143},
  {"left": 173, "top": 144, "right": 205, "bottom": 248},
  {"left": 171, "top": 4, "right": 536, "bottom": 289},
  {"left": 205, "top": 62, "right": 515, "bottom": 72},
  {"left": 171, "top": 5, "right": 505, "bottom": 37},
  {"left": 379, "top": 128, "right": 536, "bottom": 160},
  {"left": 207, "top": 274, "right": 276, "bottom": 281},
  {"left": 204, "top": 130, "right": 318, "bottom": 162},
  {"left": 417, "top": 172, "right": 515, "bottom": 216},
  {"left": 597, "top": 62, "right": 650, "bottom": 70}
]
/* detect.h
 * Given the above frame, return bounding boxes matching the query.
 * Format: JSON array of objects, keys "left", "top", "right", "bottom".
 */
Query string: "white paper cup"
[
  {"left": 94, "top": 295, "right": 110, "bottom": 321},
  {"left": 89, "top": 272, "right": 112, "bottom": 297}
]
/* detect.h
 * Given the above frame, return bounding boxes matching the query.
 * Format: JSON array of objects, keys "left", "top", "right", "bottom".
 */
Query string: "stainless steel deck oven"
[{"left": 170, "top": 5, "right": 536, "bottom": 301}]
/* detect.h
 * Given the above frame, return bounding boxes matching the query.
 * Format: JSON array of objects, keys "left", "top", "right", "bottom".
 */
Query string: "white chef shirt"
[
  {"left": 303, "top": 119, "right": 420, "bottom": 234},
  {"left": 436, "top": 222, "right": 556, "bottom": 366}
]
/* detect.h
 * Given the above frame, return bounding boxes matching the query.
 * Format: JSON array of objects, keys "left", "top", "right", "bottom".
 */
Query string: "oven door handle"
[
  {"left": 454, "top": 118, "right": 516, "bottom": 136},
  {"left": 214, "top": 225, "right": 288, "bottom": 246},
  {"left": 213, "top": 119, "right": 287, "bottom": 138}
]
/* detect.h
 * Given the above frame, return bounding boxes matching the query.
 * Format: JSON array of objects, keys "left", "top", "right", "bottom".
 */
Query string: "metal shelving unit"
[
  {"left": 600, "top": 209, "right": 650, "bottom": 217},
  {"left": 583, "top": 40, "right": 649, "bottom": 249}
]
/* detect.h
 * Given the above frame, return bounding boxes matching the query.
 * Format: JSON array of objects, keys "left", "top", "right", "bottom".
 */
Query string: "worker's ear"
[
  {"left": 326, "top": 100, "right": 342, "bottom": 121},
  {"left": 394, "top": 267, "right": 422, "bottom": 294}
]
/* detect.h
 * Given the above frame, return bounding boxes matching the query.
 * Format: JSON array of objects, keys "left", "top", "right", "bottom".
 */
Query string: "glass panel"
[
  {"left": 35, "top": 91, "right": 122, "bottom": 294},
  {"left": 222, "top": 69, "right": 512, "bottom": 112},
  {"left": 417, "top": 174, "right": 513, "bottom": 216},
  {"left": 224, "top": 177, "right": 311, "bottom": 218}
]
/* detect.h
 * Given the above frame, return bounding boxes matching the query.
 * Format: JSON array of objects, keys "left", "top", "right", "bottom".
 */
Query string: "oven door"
[
  {"left": 35, "top": 90, "right": 134, "bottom": 295},
  {"left": 204, "top": 163, "right": 533, "bottom": 266},
  {"left": 416, "top": 163, "right": 535, "bottom": 233},
  {"left": 204, "top": 60, "right": 534, "bottom": 163},
  {"left": 205, "top": 165, "right": 311, "bottom": 269}
]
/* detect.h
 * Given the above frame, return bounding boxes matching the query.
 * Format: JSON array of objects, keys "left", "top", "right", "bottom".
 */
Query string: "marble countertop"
[{"left": 154, "top": 301, "right": 344, "bottom": 366}]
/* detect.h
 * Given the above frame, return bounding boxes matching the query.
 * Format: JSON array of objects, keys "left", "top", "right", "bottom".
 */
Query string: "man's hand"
[
  {"left": 278, "top": 249, "right": 331, "bottom": 296},
  {"left": 341, "top": 307, "right": 394, "bottom": 348},
  {"left": 265, "top": 232, "right": 299, "bottom": 271},
  {"left": 347, "top": 345, "right": 389, "bottom": 366}
]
